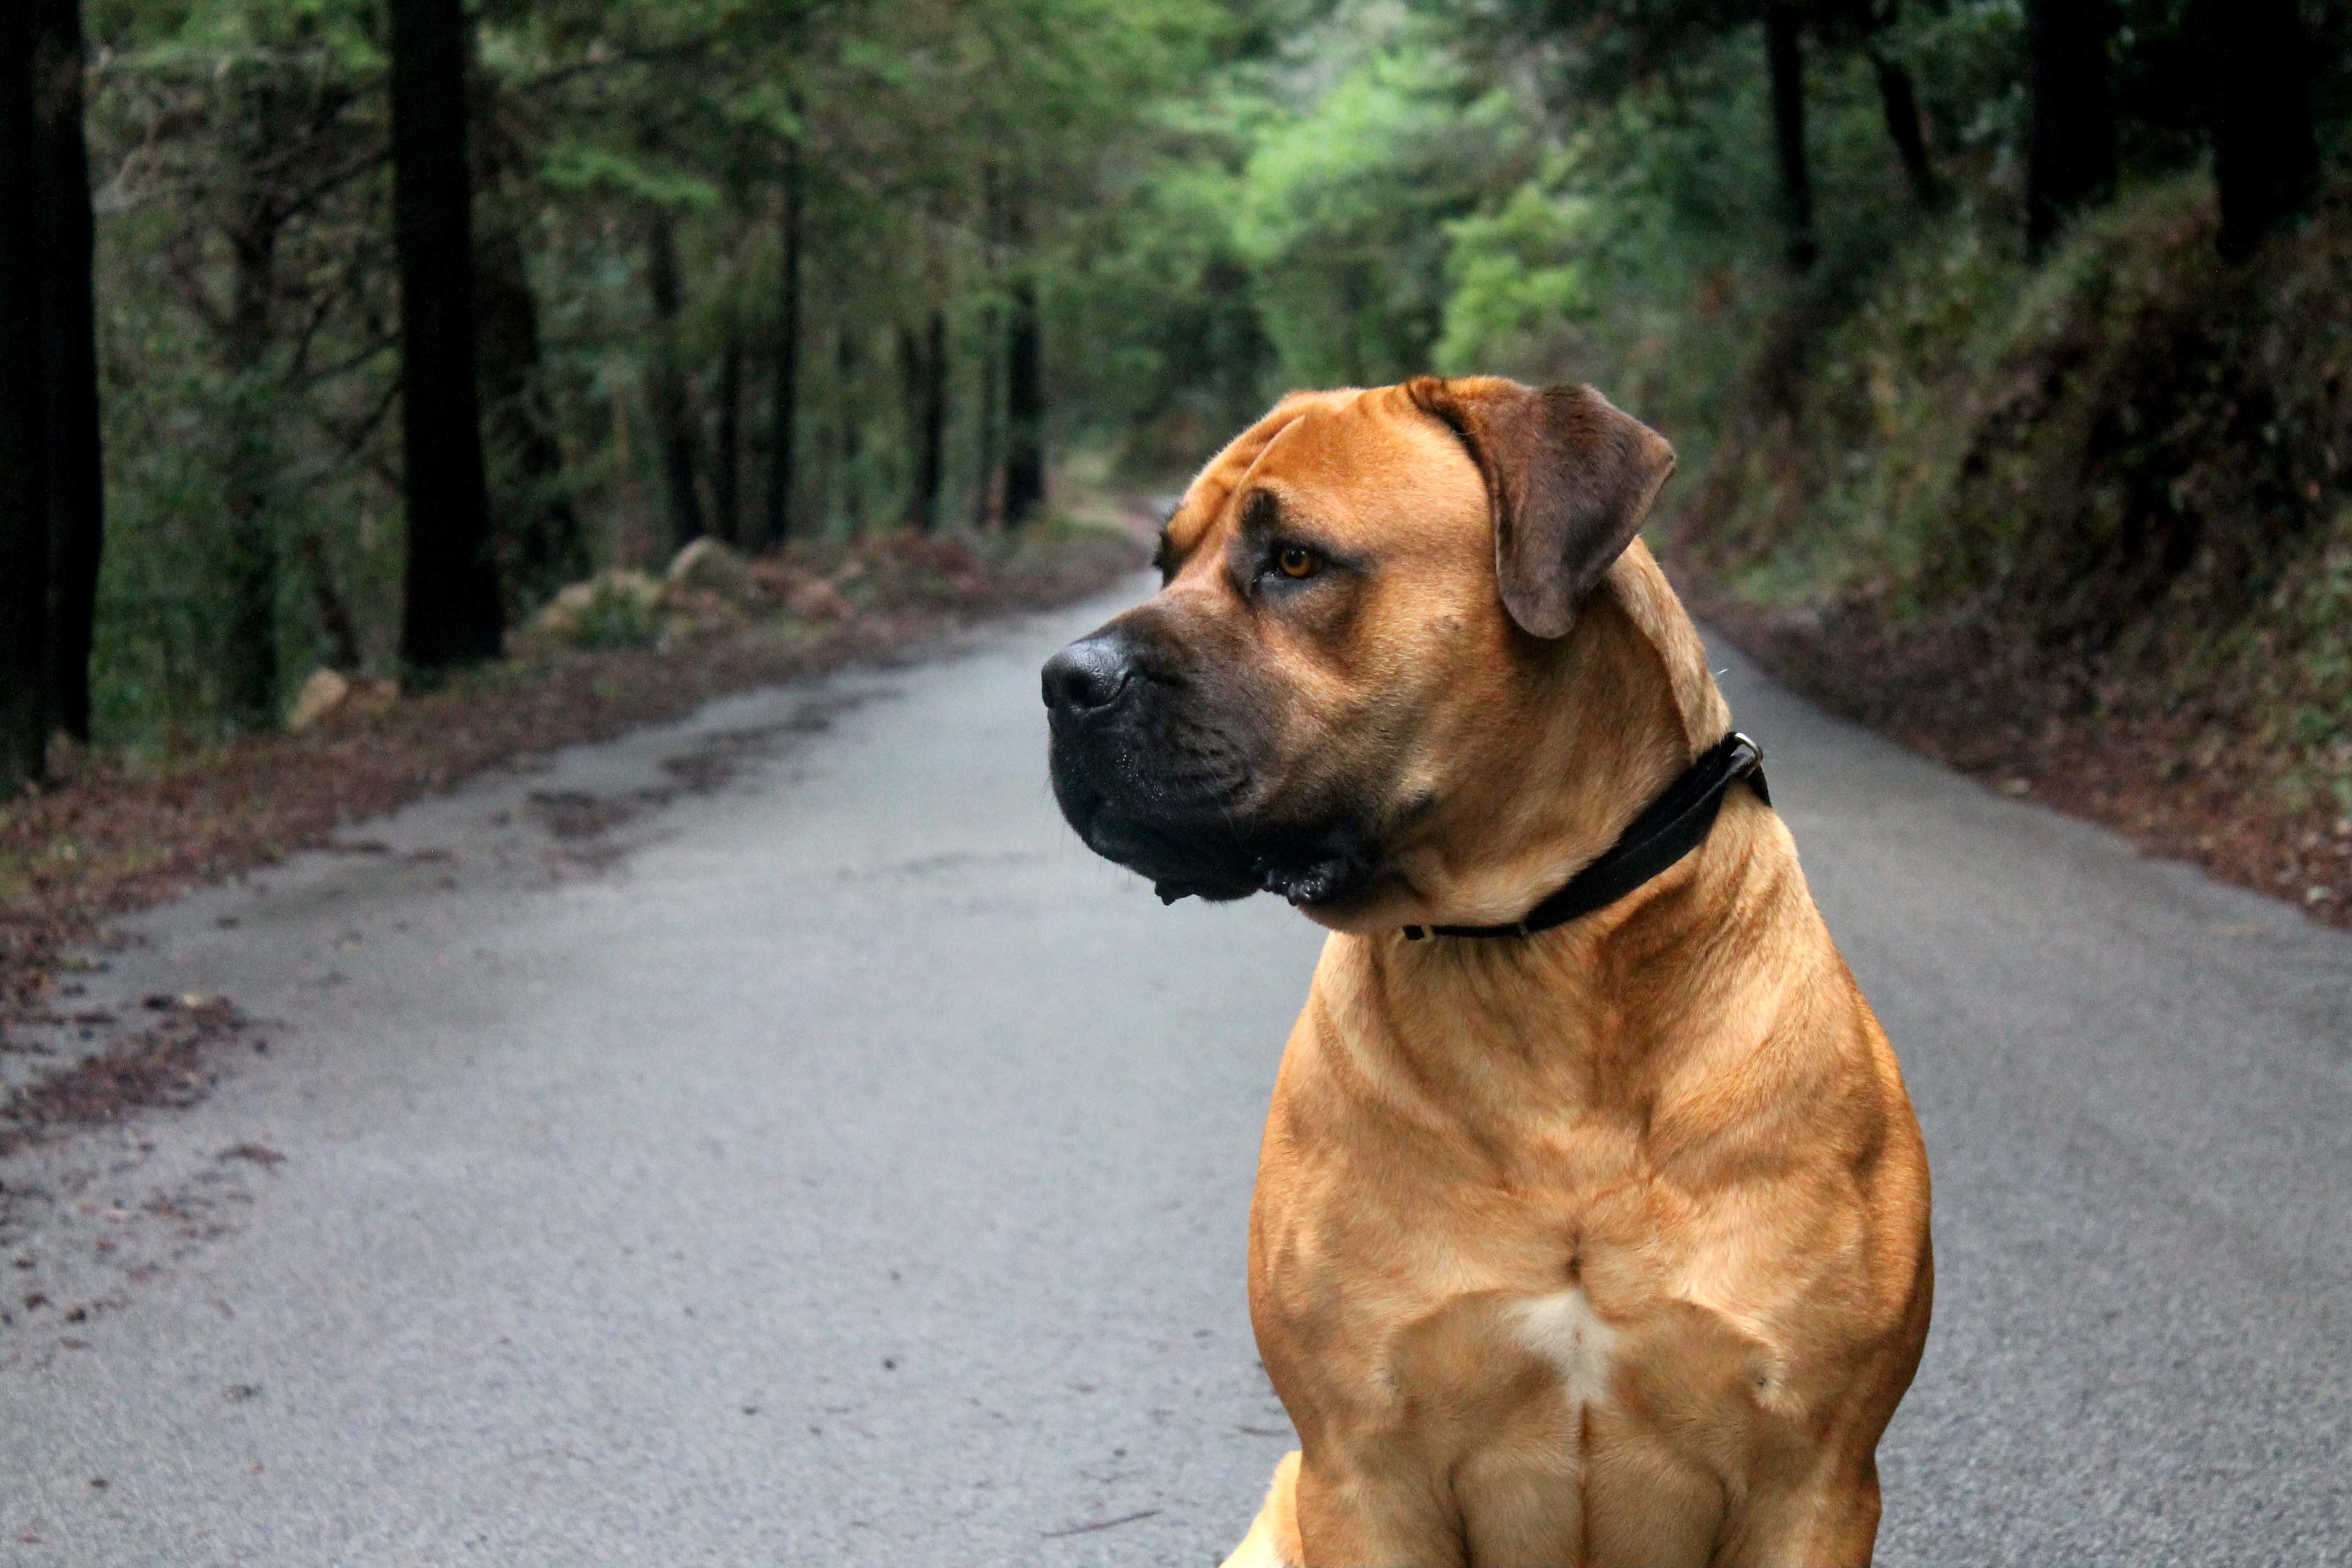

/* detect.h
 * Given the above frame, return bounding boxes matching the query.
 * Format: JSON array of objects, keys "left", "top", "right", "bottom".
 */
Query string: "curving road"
[{"left": 2, "top": 577, "right": 2348, "bottom": 1565}]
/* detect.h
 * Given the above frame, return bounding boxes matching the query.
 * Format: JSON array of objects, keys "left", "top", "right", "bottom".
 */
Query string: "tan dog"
[{"left": 1042, "top": 379, "right": 1931, "bottom": 1567}]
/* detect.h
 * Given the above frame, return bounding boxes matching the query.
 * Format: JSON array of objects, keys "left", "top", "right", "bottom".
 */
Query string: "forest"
[{"left": 4, "top": 0, "right": 2351, "bottom": 906}]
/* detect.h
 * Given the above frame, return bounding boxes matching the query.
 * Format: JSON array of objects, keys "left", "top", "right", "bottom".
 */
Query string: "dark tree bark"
[
  {"left": 31, "top": 0, "right": 101, "bottom": 744},
  {"left": 762, "top": 141, "right": 803, "bottom": 548},
  {"left": 2024, "top": 0, "right": 2117, "bottom": 258},
  {"left": 296, "top": 532, "right": 363, "bottom": 671},
  {"left": 475, "top": 219, "right": 587, "bottom": 612},
  {"left": 836, "top": 323, "right": 863, "bottom": 533},
  {"left": 714, "top": 323, "right": 744, "bottom": 546},
  {"left": 1004, "top": 273, "right": 1046, "bottom": 525},
  {"left": 1841, "top": 0, "right": 1945, "bottom": 212},
  {"left": 1205, "top": 255, "right": 1273, "bottom": 437},
  {"left": 897, "top": 325, "right": 921, "bottom": 526},
  {"left": 216, "top": 131, "right": 286, "bottom": 726},
  {"left": 472, "top": 72, "right": 585, "bottom": 614},
  {"left": 644, "top": 210, "right": 705, "bottom": 550},
  {"left": 2, "top": 3, "right": 50, "bottom": 792},
  {"left": 1869, "top": 47, "right": 1944, "bottom": 210},
  {"left": 1001, "top": 274, "right": 1045, "bottom": 525},
  {"left": 389, "top": 0, "right": 503, "bottom": 673},
  {"left": 1764, "top": 3, "right": 1817, "bottom": 271},
  {"left": 901, "top": 313, "right": 945, "bottom": 530},
  {"left": 2212, "top": 0, "right": 2317, "bottom": 262},
  {"left": 970, "top": 302, "right": 1000, "bottom": 529},
  {"left": 972, "top": 165, "right": 1004, "bottom": 529}
]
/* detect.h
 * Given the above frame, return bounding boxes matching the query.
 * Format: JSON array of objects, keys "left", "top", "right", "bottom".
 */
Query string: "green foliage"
[
  {"left": 566, "top": 576, "right": 664, "bottom": 650},
  {"left": 56, "top": 0, "right": 2352, "bottom": 768},
  {"left": 1435, "top": 180, "right": 1593, "bottom": 377},
  {"left": 74, "top": 0, "right": 1232, "bottom": 747},
  {"left": 1234, "top": 42, "right": 1532, "bottom": 385}
]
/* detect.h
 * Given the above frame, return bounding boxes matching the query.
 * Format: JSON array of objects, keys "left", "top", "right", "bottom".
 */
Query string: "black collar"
[{"left": 1401, "top": 732, "right": 1768, "bottom": 942}]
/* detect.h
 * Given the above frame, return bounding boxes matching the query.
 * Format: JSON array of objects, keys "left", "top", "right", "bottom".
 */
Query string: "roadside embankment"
[{"left": 1661, "top": 175, "right": 2352, "bottom": 927}]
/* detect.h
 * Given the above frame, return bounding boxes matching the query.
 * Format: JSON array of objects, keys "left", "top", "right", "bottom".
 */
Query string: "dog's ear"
[{"left": 1407, "top": 376, "right": 1675, "bottom": 639}]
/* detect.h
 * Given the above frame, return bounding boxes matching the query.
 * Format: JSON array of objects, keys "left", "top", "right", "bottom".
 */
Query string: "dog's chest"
[
  {"left": 1257, "top": 1147, "right": 1782, "bottom": 1560},
  {"left": 1505, "top": 1286, "right": 1621, "bottom": 1411}
]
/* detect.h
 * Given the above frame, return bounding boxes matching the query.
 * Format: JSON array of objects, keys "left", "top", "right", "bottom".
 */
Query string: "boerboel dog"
[{"left": 1041, "top": 378, "right": 1931, "bottom": 1567}]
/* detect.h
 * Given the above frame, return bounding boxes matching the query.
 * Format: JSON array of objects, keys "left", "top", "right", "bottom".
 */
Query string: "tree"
[
  {"left": 971, "top": 164, "right": 1004, "bottom": 527},
  {"left": 834, "top": 320, "right": 863, "bottom": 531},
  {"left": 901, "top": 311, "right": 945, "bottom": 530},
  {"left": 1866, "top": 42, "right": 1941, "bottom": 211},
  {"left": 475, "top": 216, "right": 590, "bottom": 611},
  {"left": 1764, "top": 0, "right": 1817, "bottom": 270},
  {"left": 1837, "top": 0, "right": 1944, "bottom": 212},
  {"left": 215, "top": 72, "right": 291, "bottom": 727},
  {"left": 643, "top": 204, "right": 706, "bottom": 548},
  {"left": 99, "top": 8, "right": 389, "bottom": 729},
  {"left": 475, "top": 72, "right": 587, "bottom": 612},
  {"left": 2211, "top": 0, "right": 2317, "bottom": 262},
  {"left": 1003, "top": 264, "right": 1046, "bottom": 525},
  {"left": 714, "top": 314, "right": 745, "bottom": 545},
  {"left": 764, "top": 144, "right": 804, "bottom": 546},
  {"left": 32, "top": 0, "right": 102, "bottom": 744},
  {"left": 1234, "top": 47, "right": 1532, "bottom": 387},
  {"left": 2, "top": 1, "right": 49, "bottom": 793},
  {"left": 390, "top": 0, "right": 503, "bottom": 673},
  {"left": 2024, "top": 0, "right": 2117, "bottom": 257}
]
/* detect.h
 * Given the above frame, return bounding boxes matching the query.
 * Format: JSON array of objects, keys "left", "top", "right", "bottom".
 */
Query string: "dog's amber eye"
[{"left": 1276, "top": 547, "right": 1316, "bottom": 579}]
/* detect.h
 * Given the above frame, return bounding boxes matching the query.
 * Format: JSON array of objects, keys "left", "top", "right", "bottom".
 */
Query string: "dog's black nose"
[{"left": 1042, "top": 634, "right": 1133, "bottom": 715}]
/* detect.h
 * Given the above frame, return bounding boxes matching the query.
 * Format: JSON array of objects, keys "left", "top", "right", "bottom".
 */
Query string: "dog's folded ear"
[{"left": 1407, "top": 376, "right": 1676, "bottom": 639}]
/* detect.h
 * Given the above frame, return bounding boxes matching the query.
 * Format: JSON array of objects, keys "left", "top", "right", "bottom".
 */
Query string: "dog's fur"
[{"left": 1044, "top": 379, "right": 1931, "bottom": 1567}]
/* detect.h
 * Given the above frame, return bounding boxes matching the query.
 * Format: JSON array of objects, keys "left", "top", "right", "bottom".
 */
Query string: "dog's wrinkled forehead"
[{"left": 1162, "top": 388, "right": 1371, "bottom": 567}]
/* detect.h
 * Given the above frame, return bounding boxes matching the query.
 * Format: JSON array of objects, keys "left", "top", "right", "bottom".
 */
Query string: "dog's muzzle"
[{"left": 1042, "top": 627, "right": 1378, "bottom": 907}]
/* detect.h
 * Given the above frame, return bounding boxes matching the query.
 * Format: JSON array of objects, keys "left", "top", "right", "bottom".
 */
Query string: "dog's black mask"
[{"left": 1041, "top": 617, "right": 1376, "bottom": 908}]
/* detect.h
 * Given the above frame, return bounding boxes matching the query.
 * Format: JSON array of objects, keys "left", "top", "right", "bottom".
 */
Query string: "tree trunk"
[
  {"left": 1205, "top": 254, "right": 1271, "bottom": 436},
  {"left": 220, "top": 183, "right": 282, "bottom": 727},
  {"left": 473, "top": 63, "right": 585, "bottom": 611},
  {"left": 972, "top": 165, "right": 1004, "bottom": 530},
  {"left": 2212, "top": 0, "right": 2317, "bottom": 262},
  {"left": 474, "top": 219, "right": 586, "bottom": 613},
  {"left": 644, "top": 209, "right": 705, "bottom": 550},
  {"left": 1764, "top": 2, "right": 1817, "bottom": 271},
  {"left": 971, "top": 301, "right": 1000, "bottom": 529},
  {"left": 1004, "top": 271, "right": 1046, "bottom": 526},
  {"left": 296, "top": 532, "right": 363, "bottom": 671},
  {"left": 901, "top": 313, "right": 945, "bottom": 530},
  {"left": 2024, "top": 0, "right": 2116, "bottom": 258},
  {"left": 390, "top": 0, "right": 502, "bottom": 673},
  {"left": 715, "top": 323, "right": 743, "bottom": 546},
  {"left": 1869, "top": 47, "right": 1944, "bottom": 210},
  {"left": 836, "top": 323, "right": 863, "bottom": 533},
  {"left": 763, "top": 142, "right": 802, "bottom": 548},
  {"left": 31, "top": 0, "right": 100, "bottom": 744},
  {"left": 1, "top": 3, "right": 50, "bottom": 792}
]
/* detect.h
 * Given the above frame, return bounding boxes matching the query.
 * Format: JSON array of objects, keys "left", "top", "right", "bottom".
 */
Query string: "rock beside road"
[{"left": 285, "top": 668, "right": 399, "bottom": 733}]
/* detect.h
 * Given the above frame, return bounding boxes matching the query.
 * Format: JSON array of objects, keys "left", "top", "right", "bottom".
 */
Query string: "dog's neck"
[
  {"left": 1315, "top": 786, "right": 1799, "bottom": 1135},
  {"left": 1302, "top": 545, "right": 1804, "bottom": 1110},
  {"left": 1336, "top": 542, "right": 1733, "bottom": 935}
]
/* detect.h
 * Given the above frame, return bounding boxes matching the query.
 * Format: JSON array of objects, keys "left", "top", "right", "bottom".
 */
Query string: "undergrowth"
[{"left": 1664, "top": 170, "right": 2352, "bottom": 852}]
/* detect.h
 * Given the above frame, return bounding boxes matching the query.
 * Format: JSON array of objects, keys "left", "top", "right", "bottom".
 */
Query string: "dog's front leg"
[
  {"left": 1221, "top": 1451, "right": 1303, "bottom": 1568},
  {"left": 1713, "top": 1462, "right": 1882, "bottom": 1568},
  {"left": 1292, "top": 1453, "right": 1467, "bottom": 1568}
]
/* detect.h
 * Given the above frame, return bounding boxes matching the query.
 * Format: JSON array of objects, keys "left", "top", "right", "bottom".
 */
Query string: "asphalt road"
[{"left": 2, "top": 578, "right": 2348, "bottom": 1566}]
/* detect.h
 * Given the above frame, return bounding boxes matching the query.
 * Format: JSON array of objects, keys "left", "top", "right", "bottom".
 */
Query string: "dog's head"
[{"left": 1043, "top": 377, "right": 1712, "bottom": 930}]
